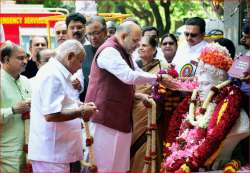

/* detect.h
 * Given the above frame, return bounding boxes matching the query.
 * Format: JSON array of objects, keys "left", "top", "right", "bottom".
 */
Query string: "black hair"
[
  {"left": 66, "top": 12, "right": 86, "bottom": 28},
  {"left": 160, "top": 33, "right": 178, "bottom": 45},
  {"left": 214, "top": 38, "right": 236, "bottom": 59},
  {"left": 185, "top": 17, "right": 206, "bottom": 34},
  {"left": 142, "top": 36, "right": 158, "bottom": 57},
  {"left": 147, "top": 36, "right": 158, "bottom": 48},
  {"left": 243, "top": 24, "right": 249, "bottom": 34},
  {"left": 142, "top": 26, "right": 159, "bottom": 37},
  {"left": 0, "top": 41, "right": 19, "bottom": 63}
]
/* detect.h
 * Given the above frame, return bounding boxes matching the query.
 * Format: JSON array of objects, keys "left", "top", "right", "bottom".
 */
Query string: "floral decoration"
[
  {"left": 161, "top": 84, "right": 242, "bottom": 172},
  {"left": 198, "top": 42, "right": 233, "bottom": 71},
  {"left": 223, "top": 160, "right": 241, "bottom": 173}
]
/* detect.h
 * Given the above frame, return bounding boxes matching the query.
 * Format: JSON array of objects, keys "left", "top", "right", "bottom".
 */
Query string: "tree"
[{"left": 97, "top": 0, "right": 208, "bottom": 36}]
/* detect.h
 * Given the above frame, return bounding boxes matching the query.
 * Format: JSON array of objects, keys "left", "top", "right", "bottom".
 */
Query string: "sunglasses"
[
  {"left": 162, "top": 41, "right": 175, "bottom": 46},
  {"left": 184, "top": 32, "right": 200, "bottom": 38}
]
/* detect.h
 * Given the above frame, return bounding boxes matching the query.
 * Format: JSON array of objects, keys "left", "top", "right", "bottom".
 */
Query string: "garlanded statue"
[{"left": 161, "top": 43, "right": 249, "bottom": 172}]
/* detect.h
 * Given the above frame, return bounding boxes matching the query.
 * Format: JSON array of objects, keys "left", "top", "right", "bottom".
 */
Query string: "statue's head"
[{"left": 196, "top": 43, "right": 233, "bottom": 100}]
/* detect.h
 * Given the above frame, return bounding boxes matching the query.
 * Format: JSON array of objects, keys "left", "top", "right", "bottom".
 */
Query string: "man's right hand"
[
  {"left": 12, "top": 101, "right": 31, "bottom": 114},
  {"left": 161, "top": 74, "right": 180, "bottom": 90},
  {"left": 79, "top": 102, "right": 97, "bottom": 117}
]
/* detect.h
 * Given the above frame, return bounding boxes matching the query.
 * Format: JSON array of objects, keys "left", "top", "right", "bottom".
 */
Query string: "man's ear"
[
  {"left": 121, "top": 32, "right": 127, "bottom": 41},
  {"left": 68, "top": 52, "right": 75, "bottom": 61},
  {"left": 3, "top": 56, "right": 9, "bottom": 63}
]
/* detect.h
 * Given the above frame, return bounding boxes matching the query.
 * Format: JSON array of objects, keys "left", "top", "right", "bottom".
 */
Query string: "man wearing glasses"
[
  {"left": 80, "top": 16, "right": 107, "bottom": 101},
  {"left": 172, "top": 17, "right": 208, "bottom": 77}
]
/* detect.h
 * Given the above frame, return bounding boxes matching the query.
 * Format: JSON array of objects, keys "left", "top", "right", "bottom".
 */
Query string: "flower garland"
[
  {"left": 186, "top": 80, "right": 231, "bottom": 128},
  {"left": 161, "top": 84, "right": 242, "bottom": 172},
  {"left": 223, "top": 160, "right": 241, "bottom": 173},
  {"left": 153, "top": 67, "right": 178, "bottom": 100},
  {"left": 152, "top": 67, "right": 198, "bottom": 101},
  {"left": 191, "top": 85, "right": 242, "bottom": 167}
]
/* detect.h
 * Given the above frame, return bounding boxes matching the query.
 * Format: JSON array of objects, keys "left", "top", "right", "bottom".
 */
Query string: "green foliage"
[
  {"left": 170, "top": 0, "right": 207, "bottom": 31},
  {"left": 43, "top": 0, "right": 63, "bottom": 8},
  {"left": 96, "top": 0, "right": 208, "bottom": 33}
]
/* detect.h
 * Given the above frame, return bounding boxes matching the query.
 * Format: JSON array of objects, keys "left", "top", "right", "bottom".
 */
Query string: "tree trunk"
[
  {"left": 160, "top": 0, "right": 171, "bottom": 35},
  {"left": 148, "top": 0, "right": 164, "bottom": 35}
]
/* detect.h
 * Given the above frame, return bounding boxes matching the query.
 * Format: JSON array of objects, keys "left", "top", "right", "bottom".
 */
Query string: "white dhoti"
[
  {"left": 31, "top": 161, "right": 70, "bottom": 173},
  {"left": 93, "top": 123, "right": 132, "bottom": 172}
]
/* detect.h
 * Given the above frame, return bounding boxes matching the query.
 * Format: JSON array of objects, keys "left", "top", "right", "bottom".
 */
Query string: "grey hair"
[
  {"left": 116, "top": 21, "right": 141, "bottom": 34},
  {"left": 86, "top": 16, "right": 106, "bottom": 29},
  {"left": 55, "top": 39, "right": 84, "bottom": 61},
  {"left": 54, "top": 21, "right": 66, "bottom": 32},
  {"left": 196, "top": 61, "right": 228, "bottom": 83}
]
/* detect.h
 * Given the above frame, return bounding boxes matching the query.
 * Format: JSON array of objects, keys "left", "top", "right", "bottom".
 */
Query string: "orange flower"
[{"left": 199, "top": 43, "right": 233, "bottom": 71}]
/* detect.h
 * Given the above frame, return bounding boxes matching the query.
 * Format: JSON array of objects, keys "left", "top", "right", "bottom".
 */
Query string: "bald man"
[{"left": 85, "top": 21, "right": 173, "bottom": 172}]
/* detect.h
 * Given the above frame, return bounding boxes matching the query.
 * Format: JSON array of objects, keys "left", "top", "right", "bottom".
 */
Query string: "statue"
[{"left": 161, "top": 43, "right": 249, "bottom": 172}]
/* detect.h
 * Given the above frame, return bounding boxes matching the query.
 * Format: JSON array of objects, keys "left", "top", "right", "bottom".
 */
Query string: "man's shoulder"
[
  {"left": 99, "top": 47, "right": 120, "bottom": 56},
  {"left": 36, "top": 62, "right": 60, "bottom": 79}
]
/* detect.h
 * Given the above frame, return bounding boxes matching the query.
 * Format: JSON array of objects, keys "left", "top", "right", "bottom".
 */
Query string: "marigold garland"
[
  {"left": 161, "top": 84, "right": 242, "bottom": 172},
  {"left": 223, "top": 160, "right": 241, "bottom": 173}
]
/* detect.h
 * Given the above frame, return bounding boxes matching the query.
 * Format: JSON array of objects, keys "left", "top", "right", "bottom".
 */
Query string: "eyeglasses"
[
  {"left": 184, "top": 32, "right": 200, "bottom": 38},
  {"left": 162, "top": 41, "right": 175, "bottom": 46},
  {"left": 86, "top": 28, "right": 105, "bottom": 37}
]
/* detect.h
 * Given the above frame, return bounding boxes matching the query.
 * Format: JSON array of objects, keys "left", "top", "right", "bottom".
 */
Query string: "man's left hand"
[{"left": 72, "top": 78, "right": 82, "bottom": 91}]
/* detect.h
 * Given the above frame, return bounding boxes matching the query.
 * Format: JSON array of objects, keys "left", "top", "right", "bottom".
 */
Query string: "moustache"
[{"left": 73, "top": 31, "right": 82, "bottom": 38}]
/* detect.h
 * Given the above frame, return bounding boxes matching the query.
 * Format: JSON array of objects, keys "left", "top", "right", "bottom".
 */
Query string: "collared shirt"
[
  {"left": 28, "top": 58, "right": 83, "bottom": 163},
  {"left": 0, "top": 69, "right": 31, "bottom": 171},
  {"left": 172, "top": 40, "right": 208, "bottom": 77},
  {"left": 97, "top": 47, "right": 157, "bottom": 85}
]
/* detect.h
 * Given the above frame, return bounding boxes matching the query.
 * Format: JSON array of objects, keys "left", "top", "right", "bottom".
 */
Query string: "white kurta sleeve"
[
  {"left": 39, "top": 75, "right": 64, "bottom": 115},
  {"left": 97, "top": 47, "right": 157, "bottom": 85}
]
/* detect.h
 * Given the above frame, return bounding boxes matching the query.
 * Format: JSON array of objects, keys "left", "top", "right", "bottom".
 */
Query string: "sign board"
[{"left": 0, "top": 13, "right": 60, "bottom": 44}]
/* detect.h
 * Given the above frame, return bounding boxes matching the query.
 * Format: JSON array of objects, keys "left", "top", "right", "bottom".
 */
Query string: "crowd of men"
[{"left": 0, "top": 12, "right": 249, "bottom": 173}]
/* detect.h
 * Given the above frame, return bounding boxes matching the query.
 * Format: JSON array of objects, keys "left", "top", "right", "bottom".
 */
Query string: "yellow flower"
[{"left": 180, "top": 163, "right": 190, "bottom": 173}]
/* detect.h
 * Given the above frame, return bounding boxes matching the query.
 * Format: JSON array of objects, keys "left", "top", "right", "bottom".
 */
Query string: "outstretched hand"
[{"left": 161, "top": 74, "right": 180, "bottom": 90}]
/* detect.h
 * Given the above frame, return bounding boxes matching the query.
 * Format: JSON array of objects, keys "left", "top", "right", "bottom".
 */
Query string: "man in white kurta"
[
  {"left": 172, "top": 17, "right": 208, "bottom": 77},
  {"left": 28, "top": 40, "right": 96, "bottom": 172}
]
